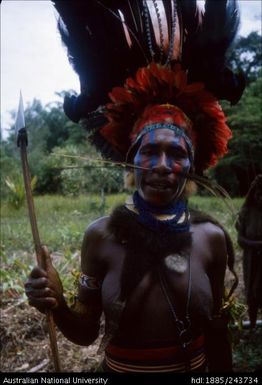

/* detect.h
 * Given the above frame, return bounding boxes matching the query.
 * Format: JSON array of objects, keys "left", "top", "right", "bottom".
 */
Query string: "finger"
[
  {"left": 40, "top": 245, "right": 53, "bottom": 266},
  {"left": 25, "top": 287, "right": 56, "bottom": 299},
  {"left": 25, "top": 277, "right": 48, "bottom": 289},
  {"left": 30, "top": 266, "right": 47, "bottom": 279},
  {"left": 28, "top": 297, "right": 57, "bottom": 310}
]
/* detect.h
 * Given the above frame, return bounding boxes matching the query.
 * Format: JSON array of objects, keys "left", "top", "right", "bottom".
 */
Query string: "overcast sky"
[{"left": 1, "top": 0, "right": 261, "bottom": 138}]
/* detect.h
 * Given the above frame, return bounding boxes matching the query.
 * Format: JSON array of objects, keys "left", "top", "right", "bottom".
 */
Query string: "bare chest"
[{"left": 100, "top": 237, "right": 213, "bottom": 344}]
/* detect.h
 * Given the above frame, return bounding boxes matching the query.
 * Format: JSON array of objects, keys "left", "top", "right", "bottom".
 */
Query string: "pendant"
[{"left": 164, "top": 253, "right": 188, "bottom": 273}]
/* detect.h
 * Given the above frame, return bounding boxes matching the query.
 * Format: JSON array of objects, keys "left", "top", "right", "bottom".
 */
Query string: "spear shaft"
[
  {"left": 19, "top": 138, "right": 42, "bottom": 258},
  {"left": 16, "top": 95, "right": 61, "bottom": 372}
]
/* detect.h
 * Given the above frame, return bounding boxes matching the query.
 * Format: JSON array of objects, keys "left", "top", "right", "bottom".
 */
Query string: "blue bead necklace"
[{"left": 132, "top": 191, "right": 190, "bottom": 233}]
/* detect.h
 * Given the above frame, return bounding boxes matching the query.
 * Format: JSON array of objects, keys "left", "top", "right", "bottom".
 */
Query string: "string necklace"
[{"left": 158, "top": 254, "right": 192, "bottom": 371}]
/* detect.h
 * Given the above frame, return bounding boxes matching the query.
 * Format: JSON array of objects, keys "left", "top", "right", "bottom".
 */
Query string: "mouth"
[{"left": 146, "top": 180, "right": 173, "bottom": 190}]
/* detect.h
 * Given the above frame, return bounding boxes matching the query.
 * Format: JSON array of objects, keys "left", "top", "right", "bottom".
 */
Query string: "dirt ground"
[
  {"left": 1, "top": 300, "right": 103, "bottom": 372},
  {"left": 1, "top": 253, "right": 261, "bottom": 373}
]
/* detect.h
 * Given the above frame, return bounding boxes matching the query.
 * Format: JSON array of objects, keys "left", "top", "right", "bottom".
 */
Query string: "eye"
[
  {"left": 140, "top": 148, "right": 154, "bottom": 156},
  {"left": 169, "top": 149, "right": 187, "bottom": 160}
]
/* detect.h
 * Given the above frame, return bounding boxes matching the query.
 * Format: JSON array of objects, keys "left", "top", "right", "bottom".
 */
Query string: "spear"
[{"left": 16, "top": 92, "right": 61, "bottom": 372}]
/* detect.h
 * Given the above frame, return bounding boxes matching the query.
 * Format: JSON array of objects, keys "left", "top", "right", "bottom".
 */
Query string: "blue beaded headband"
[{"left": 131, "top": 123, "right": 194, "bottom": 163}]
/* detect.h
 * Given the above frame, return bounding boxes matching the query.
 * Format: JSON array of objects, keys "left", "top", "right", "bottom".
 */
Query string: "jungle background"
[{"left": 1, "top": 32, "right": 262, "bottom": 372}]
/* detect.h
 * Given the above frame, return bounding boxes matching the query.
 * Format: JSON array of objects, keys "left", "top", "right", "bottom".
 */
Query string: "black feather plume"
[
  {"left": 52, "top": 0, "right": 149, "bottom": 121},
  {"left": 182, "top": 0, "right": 245, "bottom": 103},
  {"left": 52, "top": 0, "right": 245, "bottom": 126}
]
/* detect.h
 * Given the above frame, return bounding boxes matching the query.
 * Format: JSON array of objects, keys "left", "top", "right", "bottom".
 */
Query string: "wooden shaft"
[
  {"left": 46, "top": 311, "right": 62, "bottom": 372},
  {"left": 20, "top": 142, "right": 42, "bottom": 263},
  {"left": 20, "top": 140, "right": 61, "bottom": 372}
]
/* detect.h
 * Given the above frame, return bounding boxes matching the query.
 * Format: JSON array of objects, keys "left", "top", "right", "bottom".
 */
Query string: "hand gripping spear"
[{"left": 16, "top": 92, "right": 61, "bottom": 372}]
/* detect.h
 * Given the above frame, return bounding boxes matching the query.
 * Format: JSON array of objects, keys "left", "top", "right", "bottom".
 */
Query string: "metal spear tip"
[{"left": 15, "top": 91, "right": 27, "bottom": 147}]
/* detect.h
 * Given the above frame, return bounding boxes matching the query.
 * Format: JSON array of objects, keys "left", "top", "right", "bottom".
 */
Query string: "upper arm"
[
  {"left": 206, "top": 224, "right": 227, "bottom": 315},
  {"left": 204, "top": 225, "right": 233, "bottom": 371},
  {"left": 80, "top": 216, "right": 109, "bottom": 279},
  {"left": 74, "top": 217, "right": 109, "bottom": 312}
]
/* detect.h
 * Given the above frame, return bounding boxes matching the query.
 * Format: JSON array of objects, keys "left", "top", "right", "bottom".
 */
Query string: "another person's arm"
[{"left": 236, "top": 209, "right": 262, "bottom": 248}]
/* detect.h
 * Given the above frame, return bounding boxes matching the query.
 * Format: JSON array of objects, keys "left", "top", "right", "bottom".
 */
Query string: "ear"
[
  {"left": 183, "top": 180, "right": 198, "bottom": 198},
  {"left": 124, "top": 170, "right": 135, "bottom": 190},
  {"left": 182, "top": 165, "right": 197, "bottom": 198}
]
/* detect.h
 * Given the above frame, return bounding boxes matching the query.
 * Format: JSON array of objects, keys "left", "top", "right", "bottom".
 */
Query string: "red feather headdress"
[
  {"left": 101, "top": 63, "right": 231, "bottom": 172},
  {"left": 52, "top": 0, "right": 245, "bottom": 173}
]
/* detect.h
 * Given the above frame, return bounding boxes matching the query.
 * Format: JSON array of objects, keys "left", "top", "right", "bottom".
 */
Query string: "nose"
[{"left": 152, "top": 152, "right": 172, "bottom": 174}]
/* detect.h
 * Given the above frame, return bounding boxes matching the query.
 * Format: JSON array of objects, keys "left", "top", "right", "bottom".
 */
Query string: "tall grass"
[
  {"left": 0, "top": 193, "right": 126, "bottom": 297},
  {"left": 1, "top": 193, "right": 126, "bottom": 253}
]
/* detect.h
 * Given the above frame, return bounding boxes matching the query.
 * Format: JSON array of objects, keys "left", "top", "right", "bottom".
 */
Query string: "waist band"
[{"left": 105, "top": 335, "right": 206, "bottom": 373}]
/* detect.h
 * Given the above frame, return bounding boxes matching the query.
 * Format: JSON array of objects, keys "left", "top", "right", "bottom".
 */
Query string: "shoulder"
[
  {"left": 83, "top": 216, "right": 110, "bottom": 241},
  {"left": 192, "top": 221, "right": 227, "bottom": 268},
  {"left": 192, "top": 220, "right": 225, "bottom": 242},
  {"left": 190, "top": 209, "right": 226, "bottom": 244},
  {"left": 81, "top": 216, "right": 110, "bottom": 276}
]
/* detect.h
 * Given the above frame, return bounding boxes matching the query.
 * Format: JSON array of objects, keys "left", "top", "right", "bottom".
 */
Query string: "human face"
[{"left": 133, "top": 128, "right": 191, "bottom": 206}]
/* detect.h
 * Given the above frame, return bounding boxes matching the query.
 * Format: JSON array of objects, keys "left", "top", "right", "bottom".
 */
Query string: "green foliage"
[
  {"left": 208, "top": 31, "right": 262, "bottom": 195},
  {"left": 0, "top": 193, "right": 127, "bottom": 255},
  {"left": 232, "top": 328, "right": 262, "bottom": 372},
  {"left": 228, "top": 32, "right": 262, "bottom": 84},
  {"left": 0, "top": 142, "right": 21, "bottom": 199},
  {"left": 34, "top": 143, "right": 124, "bottom": 195},
  {"left": 0, "top": 193, "right": 126, "bottom": 301},
  {"left": 223, "top": 290, "right": 247, "bottom": 328},
  {"left": 5, "top": 175, "right": 37, "bottom": 210},
  {"left": 5, "top": 176, "right": 25, "bottom": 210},
  {"left": 1, "top": 94, "right": 124, "bottom": 196},
  {"left": 213, "top": 75, "right": 262, "bottom": 195},
  {"left": 41, "top": 92, "right": 87, "bottom": 151},
  {"left": 0, "top": 245, "right": 32, "bottom": 298}
]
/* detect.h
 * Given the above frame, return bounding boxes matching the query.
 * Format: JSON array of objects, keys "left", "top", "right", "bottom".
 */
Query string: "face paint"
[
  {"left": 169, "top": 151, "right": 191, "bottom": 201},
  {"left": 133, "top": 128, "right": 192, "bottom": 206},
  {"left": 171, "top": 136, "right": 191, "bottom": 176},
  {"left": 149, "top": 129, "right": 157, "bottom": 169}
]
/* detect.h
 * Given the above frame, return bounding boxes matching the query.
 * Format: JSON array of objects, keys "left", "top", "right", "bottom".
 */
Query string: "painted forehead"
[
  {"left": 139, "top": 128, "right": 188, "bottom": 148},
  {"left": 136, "top": 125, "right": 194, "bottom": 162}
]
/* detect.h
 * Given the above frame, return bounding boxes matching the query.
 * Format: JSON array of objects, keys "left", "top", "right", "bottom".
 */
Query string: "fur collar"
[{"left": 107, "top": 205, "right": 192, "bottom": 300}]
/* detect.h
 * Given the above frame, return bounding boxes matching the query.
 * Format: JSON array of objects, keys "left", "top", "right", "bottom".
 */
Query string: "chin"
[{"left": 142, "top": 186, "right": 178, "bottom": 207}]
